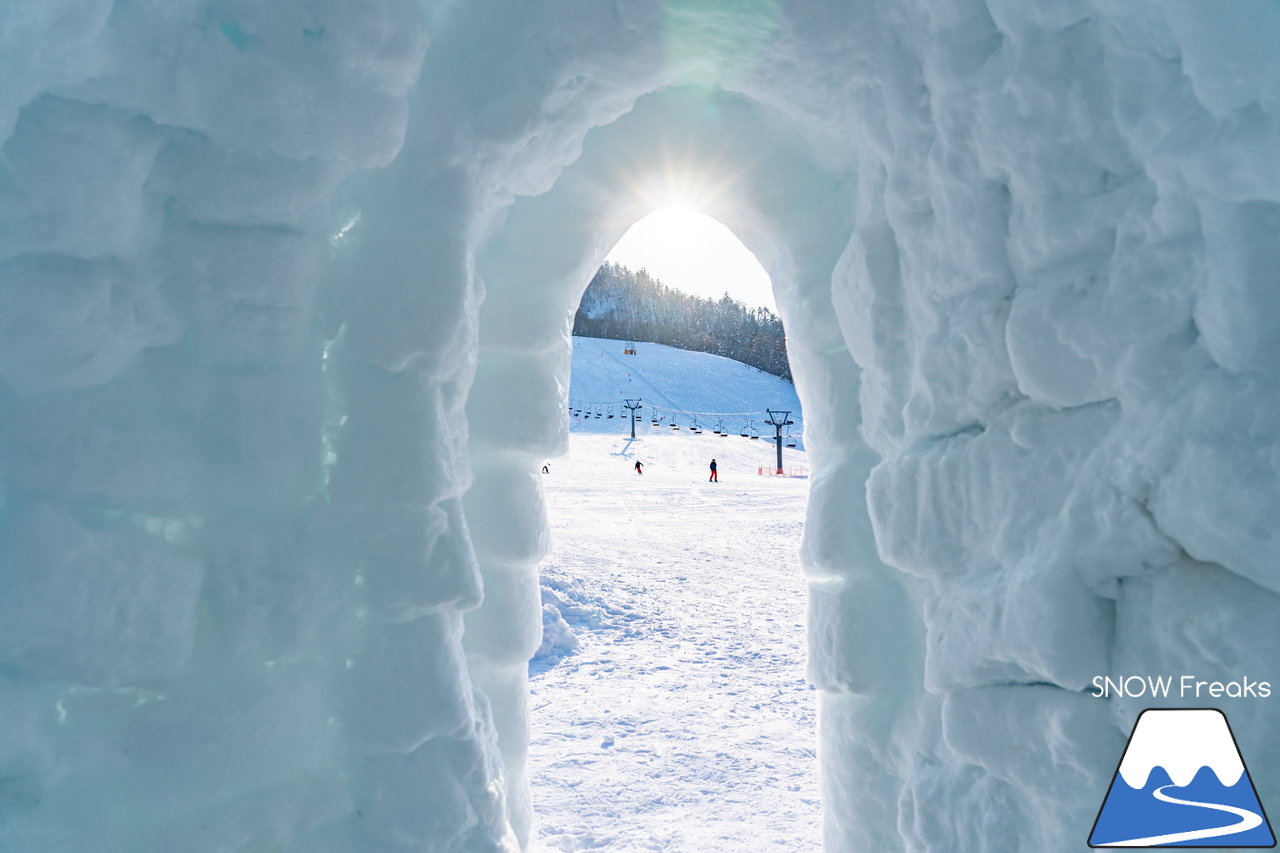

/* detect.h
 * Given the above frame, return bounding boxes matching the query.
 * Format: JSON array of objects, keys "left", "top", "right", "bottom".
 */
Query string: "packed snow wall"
[{"left": 2, "top": 1, "right": 1278, "bottom": 851}]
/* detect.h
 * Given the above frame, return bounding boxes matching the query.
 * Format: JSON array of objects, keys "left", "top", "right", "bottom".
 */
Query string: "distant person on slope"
[
  {"left": 635, "top": 460, "right": 644, "bottom": 475},
  {"left": 709, "top": 458, "right": 718, "bottom": 482}
]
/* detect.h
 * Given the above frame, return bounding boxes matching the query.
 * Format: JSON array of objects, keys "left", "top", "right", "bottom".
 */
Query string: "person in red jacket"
[{"left": 709, "top": 458, "right": 718, "bottom": 482}]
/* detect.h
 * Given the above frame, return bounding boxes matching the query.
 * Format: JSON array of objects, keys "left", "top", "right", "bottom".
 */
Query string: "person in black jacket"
[
  {"left": 635, "top": 460, "right": 644, "bottom": 475},
  {"left": 709, "top": 458, "right": 718, "bottom": 482}
]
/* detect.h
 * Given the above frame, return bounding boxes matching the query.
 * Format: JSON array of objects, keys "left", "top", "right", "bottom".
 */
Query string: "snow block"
[
  {"left": 818, "top": 692, "right": 910, "bottom": 851},
  {"left": 0, "top": 97, "right": 162, "bottom": 263},
  {"left": 0, "top": 255, "right": 180, "bottom": 393},
  {"left": 0, "top": 0, "right": 112, "bottom": 142},
  {"left": 107, "top": 666, "right": 333, "bottom": 811},
  {"left": 1146, "top": 371, "right": 1280, "bottom": 594},
  {"left": 463, "top": 463, "right": 550, "bottom": 568},
  {"left": 0, "top": 505, "right": 202, "bottom": 687},
  {"left": 165, "top": 224, "right": 326, "bottom": 366},
  {"left": 197, "top": 366, "right": 326, "bottom": 510},
  {"left": 3, "top": 373, "right": 205, "bottom": 508},
  {"left": 338, "top": 169, "right": 479, "bottom": 375},
  {"left": 350, "top": 499, "right": 484, "bottom": 623},
  {"left": 330, "top": 361, "right": 471, "bottom": 510},
  {"left": 1198, "top": 200, "right": 1280, "bottom": 376},
  {"left": 461, "top": 564, "right": 543, "bottom": 666},
  {"left": 347, "top": 732, "right": 517, "bottom": 852},
  {"left": 144, "top": 771, "right": 351, "bottom": 853},
  {"left": 341, "top": 613, "right": 474, "bottom": 753},
  {"left": 941, "top": 686, "right": 1122, "bottom": 849},
  {"left": 147, "top": 135, "right": 350, "bottom": 232},
  {"left": 468, "top": 350, "right": 569, "bottom": 459},
  {"left": 800, "top": 450, "right": 883, "bottom": 579},
  {"left": 922, "top": 557, "right": 1112, "bottom": 692},
  {"left": 68, "top": 0, "right": 428, "bottom": 167},
  {"left": 807, "top": 575, "right": 916, "bottom": 695},
  {"left": 202, "top": 511, "right": 357, "bottom": 662}
]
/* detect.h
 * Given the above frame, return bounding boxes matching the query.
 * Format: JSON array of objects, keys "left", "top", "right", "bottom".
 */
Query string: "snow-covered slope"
[
  {"left": 529, "top": 430, "right": 815, "bottom": 852},
  {"left": 568, "top": 336, "right": 803, "bottom": 441},
  {"left": 530, "top": 340, "right": 812, "bottom": 849}
]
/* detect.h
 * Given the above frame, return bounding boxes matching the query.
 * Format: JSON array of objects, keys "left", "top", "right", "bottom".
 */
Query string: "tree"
[{"left": 573, "top": 262, "right": 792, "bottom": 382}]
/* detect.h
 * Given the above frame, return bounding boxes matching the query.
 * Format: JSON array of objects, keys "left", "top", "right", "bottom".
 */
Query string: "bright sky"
[{"left": 605, "top": 207, "right": 776, "bottom": 312}]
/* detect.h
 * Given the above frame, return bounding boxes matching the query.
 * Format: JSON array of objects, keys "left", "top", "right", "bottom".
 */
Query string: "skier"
[
  {"left": 542, "top": 464, "right": 550, "bottom": 474},
  {"left": 709, "top": 458, "right": 718, "bottom": 482},
  {"left": 634, "top": 460, "right": 644, "bottom": 475}
]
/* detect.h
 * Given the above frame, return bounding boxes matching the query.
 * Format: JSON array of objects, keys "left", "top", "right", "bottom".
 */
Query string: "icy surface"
[{"left": 1, "top": 0, "right": 1278, "bottom": 851}]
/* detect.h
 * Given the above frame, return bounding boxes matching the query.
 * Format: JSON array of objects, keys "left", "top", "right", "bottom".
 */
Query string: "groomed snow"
[
  {"left": 566, "top": 337, "right": 802, "bottom": 440},
  {"left": 527, "top": 336, "right": 815, "bottom": 851},
  {"left": 529, "top": 431, "right": 816, "bottom": 852}
]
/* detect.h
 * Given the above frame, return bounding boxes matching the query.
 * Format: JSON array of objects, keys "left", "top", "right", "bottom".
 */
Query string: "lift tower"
[
  {"left": 764, "top": 409, "right": 794, "bottom": 475},
  {"left": 623, "top": 398, "right": 644, "bottom": 439}
]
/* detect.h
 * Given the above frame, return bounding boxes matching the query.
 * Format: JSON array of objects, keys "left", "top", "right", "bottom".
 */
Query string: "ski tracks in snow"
[{"left": 529, "top": 433, "right": 821, "bottom": 852}]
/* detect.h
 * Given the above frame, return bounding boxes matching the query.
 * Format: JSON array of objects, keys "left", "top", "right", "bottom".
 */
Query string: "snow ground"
[{"left": 528, "top": 427, "right": 818, "bottom": 852}]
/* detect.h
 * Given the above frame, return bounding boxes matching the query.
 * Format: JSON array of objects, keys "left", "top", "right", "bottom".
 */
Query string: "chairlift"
[
  {"left": 607, "top": 406, "right": 615, "bottom": 419},
  {"left": 750, "top": 423, "right": 760, "bottom": 439},
  {"left": 739, "top": 420, "right": 749, "bottom": 438}
]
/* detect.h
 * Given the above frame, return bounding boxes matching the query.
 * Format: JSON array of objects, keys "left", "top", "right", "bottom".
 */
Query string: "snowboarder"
[
  {"left": 709, "top": 458, "right": 718, "bottom": 482},
  {"left": 634, "top": 460, "right": 644, "bottom": 475}
]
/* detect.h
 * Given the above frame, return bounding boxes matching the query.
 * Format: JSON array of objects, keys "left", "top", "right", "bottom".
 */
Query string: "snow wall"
[{"left": 2, "top": 1, "right": 1278, "bottom": 850}]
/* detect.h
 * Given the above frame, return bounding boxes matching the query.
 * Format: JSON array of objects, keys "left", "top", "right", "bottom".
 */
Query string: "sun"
[{"left": 605, "top": 207, "right": 775, "bottom": 312}]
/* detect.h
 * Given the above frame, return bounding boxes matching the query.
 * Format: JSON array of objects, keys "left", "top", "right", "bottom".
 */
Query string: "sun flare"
[{"left": 605, "top": 207, "right": 775, "bottom": 311}]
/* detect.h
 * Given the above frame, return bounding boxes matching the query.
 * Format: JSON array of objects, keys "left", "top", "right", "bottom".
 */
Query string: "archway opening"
[
  {"left": 606, "top": 207, "right": 777, "bottom": 312},
  {"left": 525, "top": 210, "right": 818, "bottom": 851}
]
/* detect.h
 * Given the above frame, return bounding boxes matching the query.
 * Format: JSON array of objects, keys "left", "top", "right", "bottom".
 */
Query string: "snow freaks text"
[{"left": 1091, "top": 675, "right": 1272, "bottom": 700}]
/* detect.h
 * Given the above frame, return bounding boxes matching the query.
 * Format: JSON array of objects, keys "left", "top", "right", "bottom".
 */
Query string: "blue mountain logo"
[{"left": 1090, "top": 708, "right": 1275, "bottom": 847}]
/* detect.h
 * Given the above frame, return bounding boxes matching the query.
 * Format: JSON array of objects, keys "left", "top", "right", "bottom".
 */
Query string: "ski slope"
[
  {"left": 568, "top": 337, "right": 803, "bottom": 442},
  {"left": 528, "top": 339, "right": 817, "bottom": 851}
]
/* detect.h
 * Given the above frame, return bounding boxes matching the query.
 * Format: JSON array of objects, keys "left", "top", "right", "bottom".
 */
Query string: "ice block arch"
[
  {"left": 0, "top": 1, "right": 1277, "bottom": 851},
  {"left": 466, "top": 83, "right": 865, "bottom": 845}
]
